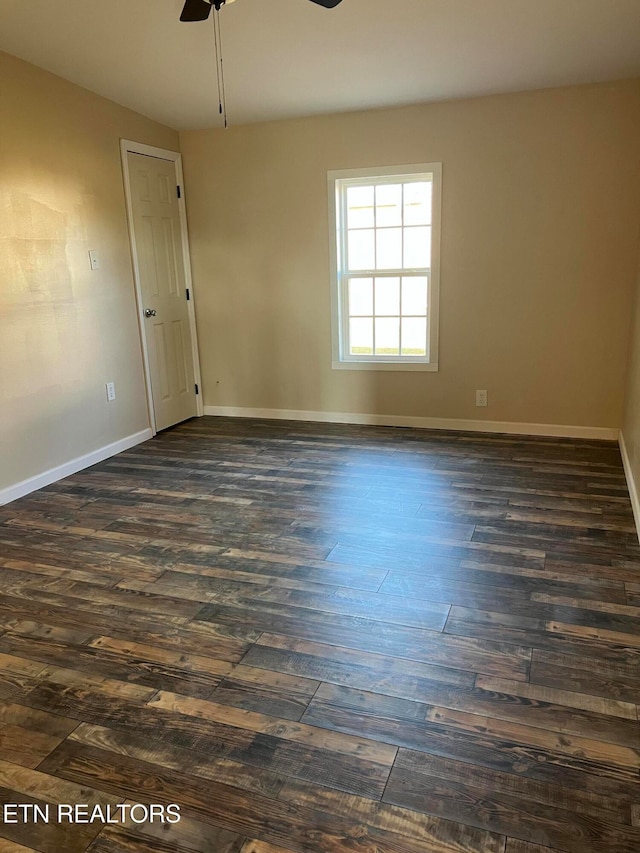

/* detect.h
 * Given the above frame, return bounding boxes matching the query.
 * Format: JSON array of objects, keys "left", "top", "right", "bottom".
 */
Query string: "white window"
[{"left": 328, "top": 163, "right": 441, "bottom": 371}]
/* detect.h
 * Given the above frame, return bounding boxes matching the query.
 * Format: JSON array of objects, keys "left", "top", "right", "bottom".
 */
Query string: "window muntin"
[{"left": 330, "top": 164, "right": 441, "bottom": 370}]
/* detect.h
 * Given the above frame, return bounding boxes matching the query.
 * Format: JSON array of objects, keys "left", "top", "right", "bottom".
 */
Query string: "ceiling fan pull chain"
[
  {"left": 212, "top": 8, "right": 224, "bottom": 121},
  {"left": 217, "top": 8, "right": 229, "bottom": 129},
  {"left": 211, "top": 7, "right": 229, "bottom": 128}
]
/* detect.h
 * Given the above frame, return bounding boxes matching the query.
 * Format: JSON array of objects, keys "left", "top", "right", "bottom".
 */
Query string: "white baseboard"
[
  {"left": 618, "top": 430, "right": 640, "bottom": 544},
  {"left": 203, "top": 406, "right": 618, "bottom": 441},
  {"left": 0, "top": 428, "right": 153, "bottom": 506}
]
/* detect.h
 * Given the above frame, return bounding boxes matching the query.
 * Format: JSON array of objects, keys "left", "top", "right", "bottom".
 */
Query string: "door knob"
[{"left": 144, "top": 309, "right": 157, "bottom": 318}]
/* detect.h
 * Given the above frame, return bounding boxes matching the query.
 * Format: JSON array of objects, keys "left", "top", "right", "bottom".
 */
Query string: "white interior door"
[{"left": 127, "top": 151, "right": 198, "bottom": 432}]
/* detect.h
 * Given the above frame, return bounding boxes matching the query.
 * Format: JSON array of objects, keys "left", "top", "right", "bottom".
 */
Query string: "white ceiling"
[{"left": 1, "top": 0, "right": 640, "bottom": 130}]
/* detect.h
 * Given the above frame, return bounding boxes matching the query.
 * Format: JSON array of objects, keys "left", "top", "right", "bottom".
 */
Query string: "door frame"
[{"left": 120, "top": 139, "right": 204, "bottom": 435}]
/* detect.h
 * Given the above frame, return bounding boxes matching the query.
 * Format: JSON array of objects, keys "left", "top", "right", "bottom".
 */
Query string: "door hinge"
[
  {"left": 186, "top": 288, "right": 190, "bottom": 301},
  {"left": 176, "top": 185, "right": 182, "bottom": 199},
  {"left": 195, "top": 384, "right": 199, "bottom": 395}
]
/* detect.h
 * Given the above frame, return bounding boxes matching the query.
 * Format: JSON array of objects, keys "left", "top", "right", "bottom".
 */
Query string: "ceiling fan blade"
[
  {"left": 180, "top": 0, "right": 212, "bottom": 22},
  {"left": 308, "top": 0, "right": 343, "bottom": 7}
]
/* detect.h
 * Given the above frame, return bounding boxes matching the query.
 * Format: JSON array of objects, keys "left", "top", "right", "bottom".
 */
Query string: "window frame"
[{"left": 328, "top": 163, "right": 442, "bottom": 372}]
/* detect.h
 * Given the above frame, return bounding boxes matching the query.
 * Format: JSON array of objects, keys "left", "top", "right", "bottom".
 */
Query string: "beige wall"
[
  {"left": 181, "top": 80, "right": 640, "bottom": 429},
  {"left": 0, "top": 52, "right": 179, "bottom": 494},
  {"left": 622, "top": 239, "right": 640, "bottom": 516}
]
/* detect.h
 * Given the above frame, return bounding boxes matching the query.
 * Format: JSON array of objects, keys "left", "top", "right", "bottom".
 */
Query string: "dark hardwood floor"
[{"left": 0, "top": 416, "right": 639, "bottom": 853}]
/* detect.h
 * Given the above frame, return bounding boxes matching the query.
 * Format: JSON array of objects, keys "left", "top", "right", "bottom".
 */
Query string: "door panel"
[
  {"left": 128, "top": 152, "right": 197, "bottom": 431},
  {"left": 172, "top": 320, "right": 189, "bottom": 394},
  {"left": 153, "top": 323, "right": 171, "bottom": 400}
]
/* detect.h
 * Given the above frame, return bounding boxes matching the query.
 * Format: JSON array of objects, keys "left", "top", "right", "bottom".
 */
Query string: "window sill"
[{"left": 332, "top": 361, "right": 439, "bottom": 372}]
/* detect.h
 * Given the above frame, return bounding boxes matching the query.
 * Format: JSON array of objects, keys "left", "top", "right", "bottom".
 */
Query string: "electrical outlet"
[
  {"left": 476, "top": 389, "right": 488, "bottom": 407},
  {"left": 106, "top": 382, "right": 116, "bottom": 402}
]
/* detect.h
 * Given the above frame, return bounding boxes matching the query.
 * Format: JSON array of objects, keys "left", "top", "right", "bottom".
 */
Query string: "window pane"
[
  {"left": 375, "top": 277, "right": 400, "bottom": 316},
  {"left": 402, "top": 318, "right": 427, "bottom": 356},
  {"left": 402, "top": 276, "right": 428, "bottom": 315},
  {"left": 350, "top": 318, "right": 373, "bottom": 355},
  {"left": 404, "top": 226, "right": 431, "bottom": 268},
  {"left": 376, "top": 184, "right": 402, "bottom": 227},
  {"left": 404, "top": 182, "right": 432, "bottom": 226},
  {"left": 376, "top": 228, "right": 402, "bottom": 269},
  {"left": 349, "top": 278, "right": 373, "bottom": 316},
  {"left": 347, "top": 186, "right": 374, "bottom": 229},
  {"left": 375, "top": 317, "right": 400, "bottom": 355},
  {"left": 348, "top": 229, "right": 375, "bottom": 270}
]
